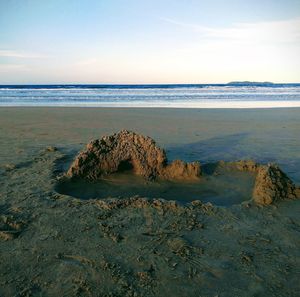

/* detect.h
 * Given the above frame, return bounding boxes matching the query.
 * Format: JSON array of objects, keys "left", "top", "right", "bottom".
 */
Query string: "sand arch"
[{"left": 67, "top": 130, "right": 201, "bottom": 181}]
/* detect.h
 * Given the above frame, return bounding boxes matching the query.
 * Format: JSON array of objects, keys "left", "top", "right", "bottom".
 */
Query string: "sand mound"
[
  {"left": 223, "top": 160, "right": 299, "bottom": 205},
  {"left": 67, "top": 130, "right": 200, "bottom": 181},
  {"left": 252, "top": 164, "right": 299, "bottom": 205}
]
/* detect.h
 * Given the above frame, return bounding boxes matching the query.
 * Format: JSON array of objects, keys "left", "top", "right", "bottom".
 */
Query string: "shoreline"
[
  {"left": 1, "top": 105, "right": 300, "bottom": 109},
  {"left": 1, "top": 102, "right": 300, "bottom": 108}
]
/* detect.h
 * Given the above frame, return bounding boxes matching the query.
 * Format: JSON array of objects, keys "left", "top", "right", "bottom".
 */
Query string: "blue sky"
[{"left": 0, "top": 0, "right": 300, "bottom": 84}]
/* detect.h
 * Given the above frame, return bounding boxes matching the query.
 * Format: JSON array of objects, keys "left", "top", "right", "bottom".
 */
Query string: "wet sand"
[{"left": 0, "top": 107, "right": 300, "bottom": 296}]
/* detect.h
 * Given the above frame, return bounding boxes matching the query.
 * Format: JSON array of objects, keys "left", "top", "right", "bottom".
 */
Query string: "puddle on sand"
[{"left": 56, "top": 167, "right": 256, "bottom": 206}]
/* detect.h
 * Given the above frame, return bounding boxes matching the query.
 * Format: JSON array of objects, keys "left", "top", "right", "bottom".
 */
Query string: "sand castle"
[
  {"left": 67, "top": 130, "right": 299, "bottom": 206},
  {"left": 67, "top": 130, "right": 200, "bottom": 181}
]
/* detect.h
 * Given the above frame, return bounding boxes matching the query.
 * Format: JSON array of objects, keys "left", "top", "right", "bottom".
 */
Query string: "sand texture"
[{"left": 0, "top": 107, "right": 300, "bottom": 297}]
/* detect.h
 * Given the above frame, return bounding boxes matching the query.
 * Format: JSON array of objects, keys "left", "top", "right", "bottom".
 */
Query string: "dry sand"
[{"left": 0, "top": 107, "right": 299, "bottom": 296}]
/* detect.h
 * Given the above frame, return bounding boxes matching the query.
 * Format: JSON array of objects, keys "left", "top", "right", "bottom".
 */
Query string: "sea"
[{"left": 1, "top": 83, "right": 300, "bottom": 108}]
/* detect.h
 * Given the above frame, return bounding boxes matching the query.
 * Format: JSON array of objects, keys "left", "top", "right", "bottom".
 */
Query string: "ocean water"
[{"left": 1, "top": 83, "right": 300, "bottom": 108}]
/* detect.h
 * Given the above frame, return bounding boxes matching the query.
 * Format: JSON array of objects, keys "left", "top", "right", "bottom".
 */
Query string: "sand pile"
[
  {"left": 252, "top": 164, "right": 299, "bottom": 205},
  {"left": 67, "top": 130, "right": 201, "bottom": 181},
  {"left": 221, "top": 160, "right": 299, "bottom": 205}
]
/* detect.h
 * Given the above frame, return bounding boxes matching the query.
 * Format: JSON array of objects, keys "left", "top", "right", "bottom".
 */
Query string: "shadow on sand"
[{"left": 165, "top": 132, "right": 252, "bottom": 163}]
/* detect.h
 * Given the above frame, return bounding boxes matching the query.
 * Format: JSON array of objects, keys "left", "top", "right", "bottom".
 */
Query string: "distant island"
[{"left": 227, "top": 81, "right": 274, "bottom": 86}]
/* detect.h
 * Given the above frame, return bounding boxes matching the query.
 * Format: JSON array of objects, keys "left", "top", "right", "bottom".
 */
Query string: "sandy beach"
[{"left": 0, "top": 107, "right": 300, "bottom": 296}]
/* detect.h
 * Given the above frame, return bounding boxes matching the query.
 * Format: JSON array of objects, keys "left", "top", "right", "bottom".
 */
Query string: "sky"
[{"left": 0, "top": 0, "right": 300, "bottom": 84}]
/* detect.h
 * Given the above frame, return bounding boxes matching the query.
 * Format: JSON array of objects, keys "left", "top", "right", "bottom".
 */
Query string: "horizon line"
[{"left": 1, "top": 82, "right": 300, "bottom": 87}]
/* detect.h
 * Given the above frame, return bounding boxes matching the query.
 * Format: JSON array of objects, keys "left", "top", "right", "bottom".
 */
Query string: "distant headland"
[{"left": 227, "top": 81, "right": 274, "bottom": 86}]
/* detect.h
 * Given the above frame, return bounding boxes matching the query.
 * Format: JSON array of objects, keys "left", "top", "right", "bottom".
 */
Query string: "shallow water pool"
[{"left": 56, "top": 167, "right": 256, "bottom": 206}]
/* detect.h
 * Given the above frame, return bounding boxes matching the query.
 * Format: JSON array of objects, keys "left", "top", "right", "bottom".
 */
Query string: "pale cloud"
[
  {"left": 0, "top": 50, "right": 47, "bottom": 58},
  {"left": 0, "top": 64, "right": 28, "bottom": 71},
  {"left": 161, "top": 17, "right": 300, "bottom": 44},
  {"left": 154, "top": 17, "right": 300, "bottom": 83},
  {"left": 75, "top": 58, "right": 100, "bottom": 67},
  {"left": 160, "top": 17, "right": 210, "bottom": 34}
]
